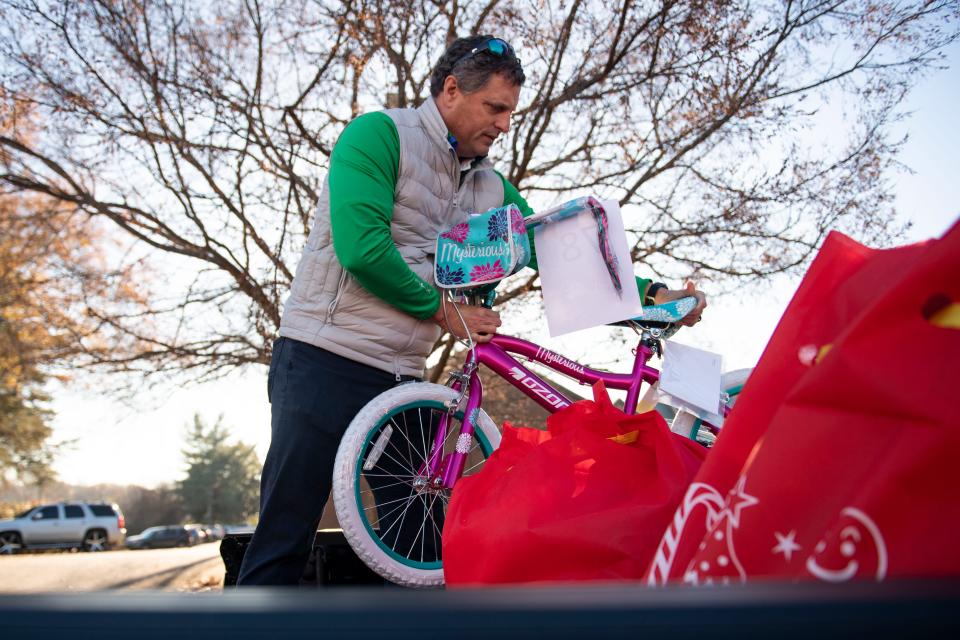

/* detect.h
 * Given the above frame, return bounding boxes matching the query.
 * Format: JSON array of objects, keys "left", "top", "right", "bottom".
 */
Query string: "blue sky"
[{"left": 890, "top": 40, "right": 960, "bottom": 240}]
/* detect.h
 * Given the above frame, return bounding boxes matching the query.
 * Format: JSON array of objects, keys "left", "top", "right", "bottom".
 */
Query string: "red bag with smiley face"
[{"left": 646, "top": 221, "right": 960, "bottom": 585}]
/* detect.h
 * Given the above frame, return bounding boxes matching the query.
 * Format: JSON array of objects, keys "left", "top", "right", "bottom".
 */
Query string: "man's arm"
[
  {"left": 327, "top": 113, "right": 500, "bottom": 340},
  {"left": 327, "top": 112, "right": 441, "bottom": 319}
]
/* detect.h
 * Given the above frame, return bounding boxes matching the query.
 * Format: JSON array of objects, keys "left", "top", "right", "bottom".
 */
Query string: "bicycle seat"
[{"left": 610, "top": 296, "right": 698, "bottom": 330}]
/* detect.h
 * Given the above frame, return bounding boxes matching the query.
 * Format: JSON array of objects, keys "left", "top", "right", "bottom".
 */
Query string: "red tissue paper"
[{"left": 443, "top": 380, "right": 705, "bottom": 585}]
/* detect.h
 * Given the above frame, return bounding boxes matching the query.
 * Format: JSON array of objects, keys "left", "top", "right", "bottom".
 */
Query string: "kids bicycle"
[{"left": 331, "top": 292, "right": 751, "bottom": 587}]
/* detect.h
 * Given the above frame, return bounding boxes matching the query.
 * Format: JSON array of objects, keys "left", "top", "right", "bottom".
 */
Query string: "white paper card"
[
  {"left": 660, "top": 341, "right": 723, "bottom": 418},
  {"left": 534, "top": 199, "right": 643, "bottom": 336}
]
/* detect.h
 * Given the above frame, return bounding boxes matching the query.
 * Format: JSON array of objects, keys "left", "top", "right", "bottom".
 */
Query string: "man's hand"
[
  {"left": 432, "top": 298, "right": 502, "bottom": 343},
  {"left": 653, "top": 280, "right": 707, "bottom": 327}
]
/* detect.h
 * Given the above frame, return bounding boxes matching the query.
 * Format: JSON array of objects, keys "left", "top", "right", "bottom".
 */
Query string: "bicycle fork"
[{"left": 419, "top": 362, "right": 483, "bottom": 491}]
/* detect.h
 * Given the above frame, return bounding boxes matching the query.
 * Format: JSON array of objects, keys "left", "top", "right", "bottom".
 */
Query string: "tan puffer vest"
[{"left": 279, "top": 98, "right": 505, "bottom": 378}]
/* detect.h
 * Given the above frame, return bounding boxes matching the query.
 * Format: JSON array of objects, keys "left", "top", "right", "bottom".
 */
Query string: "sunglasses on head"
[{"left": 452, "top": 37, "right": 521, "bottom": 68}]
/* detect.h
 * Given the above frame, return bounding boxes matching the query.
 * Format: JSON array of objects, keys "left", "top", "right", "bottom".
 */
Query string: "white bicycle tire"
[
  {"left": 332, "top": 382, "right": 501, "bottom": 588},
  {"left": 670, "top": 368, "right": 753, "bottom": 445}
]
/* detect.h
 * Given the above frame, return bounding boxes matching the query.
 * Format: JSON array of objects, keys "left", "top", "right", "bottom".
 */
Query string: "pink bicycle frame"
[{"left": 430, "top": 333, "right": 662, "bottom": 488}]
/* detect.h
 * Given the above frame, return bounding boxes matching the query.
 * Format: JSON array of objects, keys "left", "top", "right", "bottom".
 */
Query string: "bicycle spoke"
[
  {"left": 438, "top": 413, "right": 464, "bottom": 453},
  {"left": 383, "top": 432, "right": 425, "bottom": 474},
  {"left": 430, "top": 504, "right": 439, "bottom": 563},
  {"left": 359, "top": 472, "right": 418, "bottom": 480},
  {"left": 385, "top": 490, "right": 422, "bottom": 552},
  {"left": 358, "top": 478, "right": 412, "bottom": 495},
  {"left": 408, "top": 491, "right": 443, "bottom": 563},
  {"left": 390, "top": 416, "right": 428, "bottom": 468},
  {"left": 399, "top": 409, "right": 416, "bottom": 472},
  {"left": 416, "top": 491, "right": 440, "bottom": 563},
  {"left": 424, "top": 492, "right": 443, "bottom": 563},
  {"left": 376, "top": 493, "right": 418, "bottom": 541},
  {"left": 406, "top": 491, "right": 436, "bottom": 561},
  {"left": 363, "top": 493, "right": 419, "bottom": 513},
  {"left": 407, "top": 492, "right": 427, "bottom": 562},
  {"left": 426, "top": 492, "right": 445, "bottom": 543},
  {"left": 417, "top": 408, "right": 428, "bottom": 467},
  {"left": 420, "top": 407, "right": 451, "bottom": 473},
  {"left": 369, "top": 444, "right": 420, "bottom": 478},
  {"left": 463, "top": 452, "right": 487, "bottom": 475},
  {"left": 419, "top": 496, "right": 428, "bottom": 563}
]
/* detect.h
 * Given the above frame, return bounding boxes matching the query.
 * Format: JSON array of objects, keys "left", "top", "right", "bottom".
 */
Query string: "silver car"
[{"left": 0, "top": 502, "right": 127, "bottom": 554}]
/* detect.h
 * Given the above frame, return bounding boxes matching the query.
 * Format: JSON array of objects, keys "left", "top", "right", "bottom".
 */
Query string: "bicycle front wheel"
[{"left": 332, "top": 382, "right": 500, "bottom": 588}]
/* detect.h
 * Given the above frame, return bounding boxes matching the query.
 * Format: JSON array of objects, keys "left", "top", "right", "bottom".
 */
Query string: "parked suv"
[{"left": 0, "top": 502, "right": 126, "bottom": 554}]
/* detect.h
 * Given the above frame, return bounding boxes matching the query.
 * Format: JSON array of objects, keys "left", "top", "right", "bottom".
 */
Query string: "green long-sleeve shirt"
[{"left": 327, "top": 112, "right": 650, "bottom": 319}]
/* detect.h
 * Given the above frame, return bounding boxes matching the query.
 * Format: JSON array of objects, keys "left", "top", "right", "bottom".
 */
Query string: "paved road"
[{"left": 0, "top": 543, "right": 224, "bottom": 592}]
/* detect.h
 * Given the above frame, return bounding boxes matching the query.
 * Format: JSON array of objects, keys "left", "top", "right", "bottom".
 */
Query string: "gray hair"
[{"left": 429, "top": 35, "right": 525, "bottom": 97}]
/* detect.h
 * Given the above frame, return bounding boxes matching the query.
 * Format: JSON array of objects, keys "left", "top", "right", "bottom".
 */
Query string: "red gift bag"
[
  {"left": 646, "top": 221, "right": 960, "bottom": 585},
  {"left": 443, "top": 381, "right": 706, "bottom": 585}
]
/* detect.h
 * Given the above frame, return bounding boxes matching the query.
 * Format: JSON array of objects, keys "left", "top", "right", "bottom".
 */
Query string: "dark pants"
[{"left": 237, "top": 337, "right": 415, "bottom": 586}]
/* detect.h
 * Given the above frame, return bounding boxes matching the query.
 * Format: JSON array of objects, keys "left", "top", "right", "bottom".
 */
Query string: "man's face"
[{"left": 437, "top": 72, "right": 521, "bottom": 159}]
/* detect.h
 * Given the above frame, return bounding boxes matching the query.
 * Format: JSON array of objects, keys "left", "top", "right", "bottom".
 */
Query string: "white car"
[{"left": 0, "top": 502, "right": 127, "bottom": 553}]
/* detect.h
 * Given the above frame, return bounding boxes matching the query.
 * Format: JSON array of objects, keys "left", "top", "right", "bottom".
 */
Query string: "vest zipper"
[
  {"left": 450, "top": 149, "right": 461, "bottom": 211},
  {"left": 324, "top": 269, "right": 349, "bottom": 325}
]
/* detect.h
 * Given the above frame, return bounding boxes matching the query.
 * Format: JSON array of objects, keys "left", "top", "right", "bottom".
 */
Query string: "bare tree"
[{"left": 0, "top": 0, "right": 956, "bottom": 381}]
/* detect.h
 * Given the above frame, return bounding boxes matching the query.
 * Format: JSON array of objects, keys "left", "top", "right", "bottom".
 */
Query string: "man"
[{"left": 237, "top": 35, "right": 705, "bottom": 586}]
